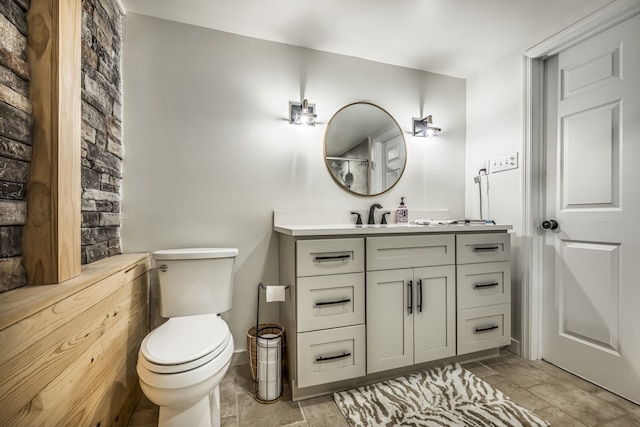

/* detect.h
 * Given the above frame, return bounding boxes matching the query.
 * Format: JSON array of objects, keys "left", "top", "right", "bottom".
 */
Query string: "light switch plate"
[{"left": 490, "top": 152, "right": 518, "bottom": 173}]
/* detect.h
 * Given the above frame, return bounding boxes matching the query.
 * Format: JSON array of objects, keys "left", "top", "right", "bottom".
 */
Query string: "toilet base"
[{"left": 158, "top": 385, "right": 221, "bottom": 427}]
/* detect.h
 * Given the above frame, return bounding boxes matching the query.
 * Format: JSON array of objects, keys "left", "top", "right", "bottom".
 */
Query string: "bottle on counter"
[{"left": 396, "top": 197, "right": 408, "bottom": 223}]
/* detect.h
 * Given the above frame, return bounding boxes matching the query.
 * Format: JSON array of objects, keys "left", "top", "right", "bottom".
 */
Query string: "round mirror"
[{"left": 324, "top": 102, "right": 406, "bottom": 196}]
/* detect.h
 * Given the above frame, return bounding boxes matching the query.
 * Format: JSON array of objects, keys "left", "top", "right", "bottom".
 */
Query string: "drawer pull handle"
[
  {"left": 313, "top": 254, "right": 351, "bottom": 262},
  {"left": 408, "top": 280, "right": 413, "bottom": 314},
  {"left": 474, "top": 325, "right": 499, "bottom": 334},
  {"left": 315, "top": 352, "right": 351, "bottom": 362},
  {"left": 315, "top": 298, "right": 351, "bottom": 307},
  {"left": 474, "top": 282, "right": 499, "bottom": 289},
  {"left": 473, "top": 246, "right": 500, "bottom": 252}
]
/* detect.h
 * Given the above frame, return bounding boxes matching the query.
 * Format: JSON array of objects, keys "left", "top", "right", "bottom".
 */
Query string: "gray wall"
[{"left": 122, "top": 13, "right": 467, "bottom": 350}]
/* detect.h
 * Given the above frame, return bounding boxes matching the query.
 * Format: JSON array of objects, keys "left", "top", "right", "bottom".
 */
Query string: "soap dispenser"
[{"left": 396, "top": 197, "right": 408, "bottom": 223}]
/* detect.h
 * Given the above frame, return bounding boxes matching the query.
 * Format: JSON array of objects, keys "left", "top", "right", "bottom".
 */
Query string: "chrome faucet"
[{"left": 367, "top": 203, "right": 383, "bottom": 225}]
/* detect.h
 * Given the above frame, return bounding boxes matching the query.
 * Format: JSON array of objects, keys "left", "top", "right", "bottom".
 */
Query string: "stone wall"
[
  {"left": 0, "top": 0, "right": 123, "bottom": 291},
  {"left": 0, "top": 0, "right": 31, "bottom": 292},
  {"left": 80, "top": 0, "right": 123, "bottom": 264}
]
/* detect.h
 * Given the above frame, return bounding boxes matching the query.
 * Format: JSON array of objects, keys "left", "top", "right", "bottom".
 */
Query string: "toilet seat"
[
  {"left": 140, "top": 314, "right": 231, "bottom": 374},
  {"left": 137, "top": 334, "right": 234, "bottom": 391}
]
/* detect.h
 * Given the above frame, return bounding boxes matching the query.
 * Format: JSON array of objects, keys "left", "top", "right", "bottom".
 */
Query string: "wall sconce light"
[
  {"left": 412, "top": 115, "right": 441, "bottom": 138},
  {"left": 290, "top": 99, "right": 317, "bottom": 126}
]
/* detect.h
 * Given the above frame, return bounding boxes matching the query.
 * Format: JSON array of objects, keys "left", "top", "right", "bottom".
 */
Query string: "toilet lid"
[
  {"left": 141, "top": 314, "right": 230, "bottom": 366},
  {"left": 153, "top": 248, "right": 238, "bottom": 260}
]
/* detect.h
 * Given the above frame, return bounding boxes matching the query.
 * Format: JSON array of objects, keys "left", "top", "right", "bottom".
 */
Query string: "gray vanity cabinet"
[
  {"left": 277, "top": 226, "right": 512, "bottom": 401},
  {"left": 456, "top": 233, "right": 512, "bottom": 354},
  {"left": 365, "top": 235, "right": 456, "bottom": 373},
  {"left": 279, "top": 237, "right": 367, "bottom": 392}
]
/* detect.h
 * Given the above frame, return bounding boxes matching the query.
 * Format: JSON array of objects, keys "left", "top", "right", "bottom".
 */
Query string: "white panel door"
[
  {"left": 371, "top": 129, "right": 404, "bottom": 194},
  {"left": 542, "top": 13, "right": 640, "bottom": 404},
  {"left": 381, "top": 134, "right": 404, "bottom": 189}
]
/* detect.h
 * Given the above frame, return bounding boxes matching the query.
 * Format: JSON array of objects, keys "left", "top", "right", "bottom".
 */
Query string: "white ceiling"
[{"left": 121, "top": 0, "right": 613, "bottom": 78}]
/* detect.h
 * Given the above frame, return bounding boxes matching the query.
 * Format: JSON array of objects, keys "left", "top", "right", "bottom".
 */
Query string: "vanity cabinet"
[
  {"left": 366, "top": 235, "right": 456, "bottom": 373},
  {"left": 282, "top": 238, "right": 367, "bottom": 389},
  {"left": 276, "top": 219, "right": 512, "bottom": 401},
  {"left": 456, "top": 233, "right": 511, "bottom": 354}
]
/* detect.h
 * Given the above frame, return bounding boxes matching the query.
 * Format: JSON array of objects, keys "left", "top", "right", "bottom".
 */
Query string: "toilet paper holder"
[
  {"left": 260, "top": 283, "right": 288, "bottom": 302},
  {"left": 249, "top": 283, "right": 290, "bottom": 403},
  {"left": 258, "top": 282, "right": 290, "bottom": 291}
]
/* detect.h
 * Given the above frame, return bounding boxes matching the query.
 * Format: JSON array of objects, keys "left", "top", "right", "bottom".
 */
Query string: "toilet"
[{"left": 137, "top": 248, "right": 238, "bottom": 427}]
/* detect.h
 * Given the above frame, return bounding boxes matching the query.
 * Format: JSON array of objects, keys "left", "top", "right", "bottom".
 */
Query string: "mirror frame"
[{"left": 323, "top": 102, "right": 407, "bottom": 196}]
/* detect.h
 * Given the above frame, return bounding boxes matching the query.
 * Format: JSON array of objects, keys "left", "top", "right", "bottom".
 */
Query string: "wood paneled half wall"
[{"left": 0, "top": 253, "right": 151, "bottom": 426}]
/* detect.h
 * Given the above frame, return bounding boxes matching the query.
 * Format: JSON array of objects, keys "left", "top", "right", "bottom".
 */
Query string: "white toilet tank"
[{"left": 153, "top": 248, "right": 238, "bottom": 318}]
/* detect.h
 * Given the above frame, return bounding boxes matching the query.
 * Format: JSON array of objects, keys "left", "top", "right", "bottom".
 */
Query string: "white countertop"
[
  {"left": 272, "top": 210, "right": 512, "bottom": 237},
  {"left": 274, "top": 223, "right": 512, "bottom": 237}
]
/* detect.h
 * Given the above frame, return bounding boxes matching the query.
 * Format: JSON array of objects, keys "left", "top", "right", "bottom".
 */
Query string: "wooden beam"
[{"left": 23, "top": 0, "right": 81, "bottom": 284}]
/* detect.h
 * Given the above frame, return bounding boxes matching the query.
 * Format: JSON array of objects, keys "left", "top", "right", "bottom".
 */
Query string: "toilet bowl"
[
  {"left": 137, "top": 314, "right": 234, "bottom": 427},
  {"left": 138, "top": 248, "right": 238, "bottom": 427}
]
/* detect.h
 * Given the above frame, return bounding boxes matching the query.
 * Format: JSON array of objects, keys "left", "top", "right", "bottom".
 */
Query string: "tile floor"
[{"left": 128, "top": 351, "right": 640, "bottom": 427}]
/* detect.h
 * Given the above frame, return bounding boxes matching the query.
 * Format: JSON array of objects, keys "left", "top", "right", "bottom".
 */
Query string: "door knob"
[{"left": 541, "top": 219, "right": 559, "bottom": 230}]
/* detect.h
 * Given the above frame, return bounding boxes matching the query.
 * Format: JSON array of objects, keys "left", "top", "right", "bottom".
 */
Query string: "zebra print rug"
[{"left": 333, "top": 363, "right": 549, "bottom": 427}]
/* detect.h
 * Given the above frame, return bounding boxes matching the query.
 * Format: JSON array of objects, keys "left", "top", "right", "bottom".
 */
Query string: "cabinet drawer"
[
  {"left": 366, "top": 235, "right": 455, "bottom": 271},
  {"left": 456, "top": 233, "right": 510, "bottom": 264},
  {"left": 457, "top": 303, "right": 511, "bottom": 355},
  {"left": 296, "top": 239, "right": 364, "bottom": 277},
  {"left": 297, "top": 325, "right": 366, "bottom": 388},
  {"left": 297, "top": 273, "right": 365, "bottom": 332},
  {"left": 457, "top": 261, "right": 511, "bottom": 309}
]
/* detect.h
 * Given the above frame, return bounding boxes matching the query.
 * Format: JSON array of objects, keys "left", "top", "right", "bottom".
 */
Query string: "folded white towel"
[{"left": 412, "top": 218, "right": 459, "bottom": 226}]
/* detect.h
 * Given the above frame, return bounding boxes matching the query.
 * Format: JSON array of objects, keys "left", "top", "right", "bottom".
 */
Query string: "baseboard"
[
  {"left": 508, "top": 338, "right": 522, "bottom": 357},
  {"left": 232, "top": 350, "right": 249, "bottom": 367}
]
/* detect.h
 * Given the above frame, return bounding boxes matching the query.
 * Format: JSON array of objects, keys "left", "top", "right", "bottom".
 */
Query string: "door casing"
[{"left": 522, "top": 0, "right": 640, "bottom": 360}]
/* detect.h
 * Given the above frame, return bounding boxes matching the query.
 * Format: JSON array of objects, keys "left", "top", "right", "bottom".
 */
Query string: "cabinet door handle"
[
  {"left": 315, "top": 352, "right": 351, "bottom": 362},
  {"left": 407, "top": 280, "right": 413, "bottom": 314},
  {"left": 417, "top": 279, "right": 423, "bottom": 313},
  {"left": 474, "top": 325, "right": 499, "bottom": 334},
  {"left": 314, "top": 298, "right": 351, "bottom": 307},
  {"left": 313, "top": 254, "right": 351, "bottom": 262},
  {"left": 473, "top": 282, "right": 499, "bottom": 289},
  {"left": 472, "top": 246, "right": 500, "bottom": 252}
]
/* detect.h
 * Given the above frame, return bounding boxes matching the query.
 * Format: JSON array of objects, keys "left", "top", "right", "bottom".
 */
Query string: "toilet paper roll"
[
  {"left": 257, "top": 346, "right": 280, "bottom": 363},
  {"left": 257, "top": 361, "right": 281, "bottom": 381},
  {"left": 258, "top": 378, "right": 281, "bottom": 401},
  {"left": 265, "top": 285, "right": 286, "bottom": 302},
  {"left": 258, "top": 346, "right": 281, "bottom": 361}
]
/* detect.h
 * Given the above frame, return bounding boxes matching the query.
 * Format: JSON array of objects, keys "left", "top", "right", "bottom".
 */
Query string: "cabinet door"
[
  {"left": 366, "top": 269, "right": 413, "bottom": 374},
  {"left": 413, "top": 266, "right": 456, "bottom": 364}
]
